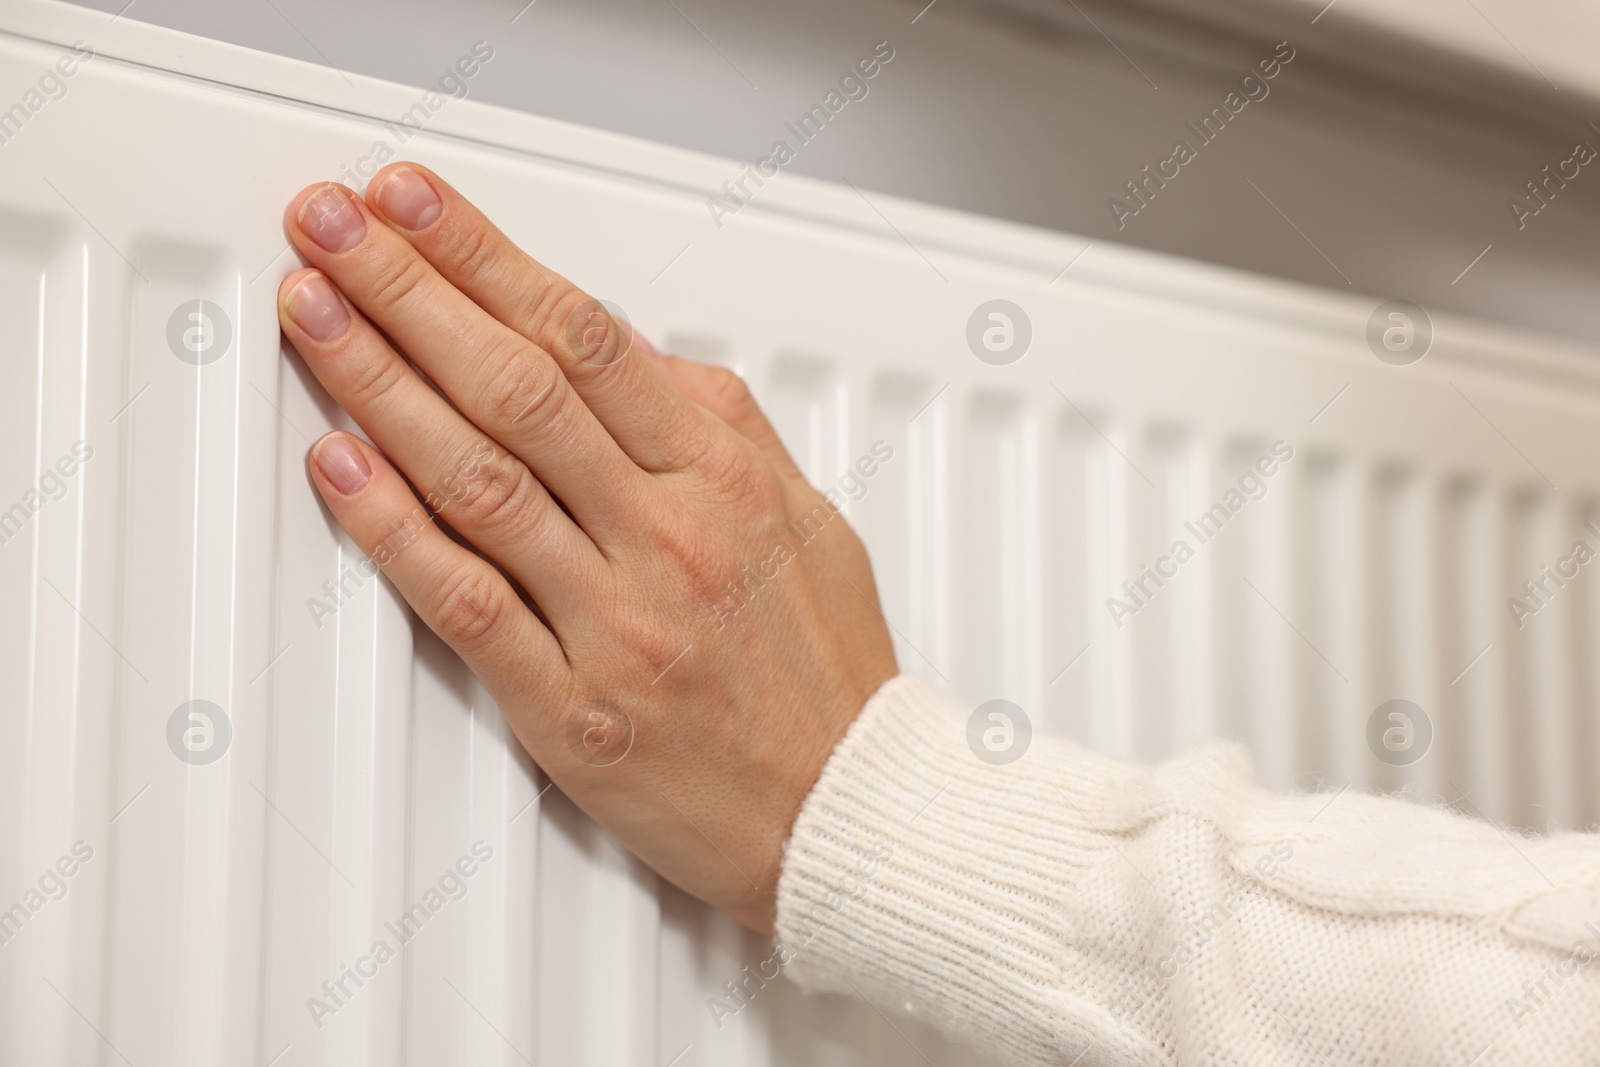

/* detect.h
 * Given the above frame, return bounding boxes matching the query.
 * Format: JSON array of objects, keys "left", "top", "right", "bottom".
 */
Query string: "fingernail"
[
  {"left": 374, "top": 167, "right": 442, "bottom": 230},
  {"left": 313, "top": 434, "right": 371, "bottom": 495},
  {"left": 285, "top": 272, "right": 351, "bottom": 343},
  {"left": 299, "top": 184, "right": 366, "bottom": 253}
]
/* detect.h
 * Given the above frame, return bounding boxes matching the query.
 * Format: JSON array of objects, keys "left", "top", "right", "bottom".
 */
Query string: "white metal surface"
[{"left": 1, "top": 2, "right": 1598, "bottom": 1064}]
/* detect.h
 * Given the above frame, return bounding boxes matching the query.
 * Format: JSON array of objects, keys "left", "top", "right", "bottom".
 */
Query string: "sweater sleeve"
[{"left": 774, "top": 674, "right": 1600, "bottom": 1067}]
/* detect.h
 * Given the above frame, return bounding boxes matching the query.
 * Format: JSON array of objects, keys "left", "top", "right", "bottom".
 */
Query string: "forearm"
[{"left": 776, "top": 675, "right": 1600, "bottom": 1066}]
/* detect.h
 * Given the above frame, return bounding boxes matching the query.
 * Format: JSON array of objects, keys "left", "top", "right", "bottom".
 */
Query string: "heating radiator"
[{"left": 2, "top": 2, "right": 1598, "bottom": 1064}]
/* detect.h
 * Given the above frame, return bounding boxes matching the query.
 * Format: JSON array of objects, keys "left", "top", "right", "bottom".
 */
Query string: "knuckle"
[
  {"left": 448, "top": 224, "right": 498, "bottom": 290},
  {"left": 546, "top": 288, "right": 622, "bottom": 370},
  {"left": 698, "top": 436, "right": 778, "bottom": 506},
  {"left": 451, "top": 457, "right": 545, "bottom": 536},
  {"left": 344, "top": 352, "right": 409, "bottom": 411},
  {"left": 706, "top": 365, "right": 753, "bottom": 410},
  {"left": 483, "top": 342, "right": 561, "bottom": 428},
  {"left": 635, "top": 506, "right": 739, "bottom": 603},
  {"left": 367, "top": 255, "right": 431, "bottom": 314},
  {"left": 616, "top": 613, "right": 684, "bottom": 676},
  {"left": 431, "top": 567, "right": 510, "bottom": 651},
  {"left": 673, "top": 536, "right": 736, "bottom": 604}
]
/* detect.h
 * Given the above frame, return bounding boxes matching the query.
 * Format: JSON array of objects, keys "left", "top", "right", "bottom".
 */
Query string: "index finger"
[{"left": 364, "top": 162, "right": 720, "bottom": 474}]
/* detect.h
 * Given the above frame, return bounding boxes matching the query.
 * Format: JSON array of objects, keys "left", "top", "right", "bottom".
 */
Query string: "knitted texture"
[{"left": 775, "top": 675, "right": 1600, "bottom": 1066}]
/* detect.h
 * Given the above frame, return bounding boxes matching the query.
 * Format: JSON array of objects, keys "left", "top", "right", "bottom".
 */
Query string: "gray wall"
[{"left": 68, "top": 0, "right": 1600, "bottom": 345}]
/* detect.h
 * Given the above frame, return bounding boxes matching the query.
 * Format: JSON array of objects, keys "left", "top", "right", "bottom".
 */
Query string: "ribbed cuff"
[{"left": 773, "top": 674, "right": 1167, "bottom": 1065}]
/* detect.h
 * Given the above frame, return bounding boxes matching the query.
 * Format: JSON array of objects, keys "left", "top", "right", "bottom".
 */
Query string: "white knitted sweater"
[{"left": 775, "top": 675, "right": 1600, "bottom": 1066}]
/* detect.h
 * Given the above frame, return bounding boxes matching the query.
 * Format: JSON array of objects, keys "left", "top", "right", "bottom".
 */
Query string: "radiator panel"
[{"left": 2, "top": 5, "right": 1599, "bottom": 1065}]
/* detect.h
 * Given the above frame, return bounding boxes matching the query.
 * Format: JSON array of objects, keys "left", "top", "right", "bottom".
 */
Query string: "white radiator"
[{"left": 2, "top": 2, "right": 1598, "bottom": 1064}]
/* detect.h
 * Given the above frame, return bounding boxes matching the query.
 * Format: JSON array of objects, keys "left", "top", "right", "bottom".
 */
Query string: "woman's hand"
[{"left": 276, "top": 164, "right": 898, "bottom": 933}]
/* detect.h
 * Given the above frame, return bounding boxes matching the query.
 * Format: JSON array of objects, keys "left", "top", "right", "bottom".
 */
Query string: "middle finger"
[
  {"left": 285, "top": 182, "right": 651, "bottom": 544},
  {"left": 277, "top": 267, "right": 606, "bottom": 625}
]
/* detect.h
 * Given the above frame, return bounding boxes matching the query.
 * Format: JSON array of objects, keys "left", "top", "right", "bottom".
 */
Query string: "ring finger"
[
  {"left": 307, "top": 430, "right": 570, "bottom": 705},
  {"left": 279, "top": 267, "right": 607, "bottom": 626},
  {"left": 284, "top": 181, "right": 652, "bottom": 544}
]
